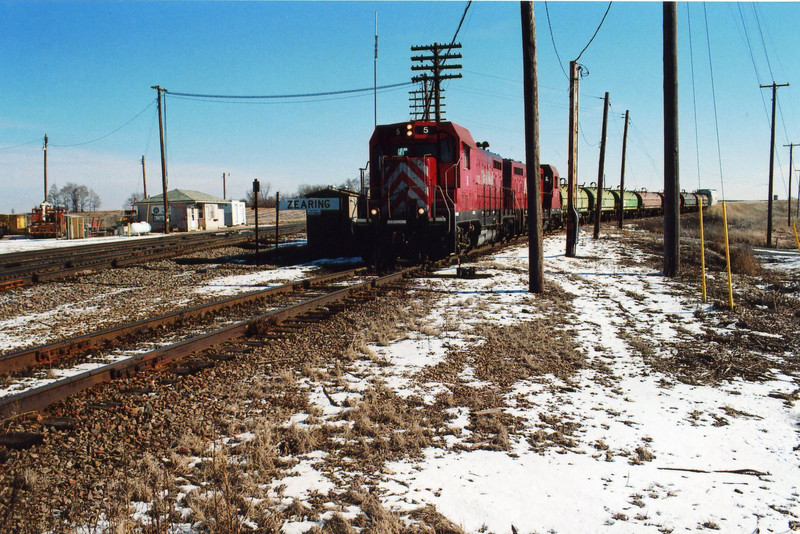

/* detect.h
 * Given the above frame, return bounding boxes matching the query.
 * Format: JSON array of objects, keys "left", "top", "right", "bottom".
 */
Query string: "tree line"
[
  {"left": 241, "top": 177, "right": 361, "bottom": 208},
  {"left": 47, "top": 183, "right": 101, "bottom": 212}
]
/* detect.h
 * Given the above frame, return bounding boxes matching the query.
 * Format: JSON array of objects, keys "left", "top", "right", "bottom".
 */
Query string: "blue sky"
[{"left": 1, "top": 1, "right": 799, "bottom": 213}]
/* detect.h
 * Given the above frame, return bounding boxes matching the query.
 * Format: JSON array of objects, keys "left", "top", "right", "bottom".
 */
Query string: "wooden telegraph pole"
[
  {"left": 152, "top": 85, "right": 170, "bottom": 234},
  {"left": 761, "top": 82, "right": 788, "bottom": 247},
  {"left": 663, "top": 2, "right": 680, "bottom": 277},
  {"left": 594, "top": 92, "right": 609, "bottom": 240},
  {"left": 253, "top": 179, "right": 260, "bottom": 265},
  {"left": 566, "top": 61, "right": 579, "bottom": 257},
  {"left": 618, "top": 110, "right": 630, "bottom": 229},
  {"left": 521, "top": 1, "right": 543, "bottom": 293},
  {"left": 141, "top": 156, "right": 147, "bottom": 199},
  {"left": 43, "top": 134, "right": 48, "bottom": 203},
  {"left": 783, "top": 143, "right": 797, "bottom": 226},
  {"left": 222, "top": 172, "right": 227, "bottom": 200}
]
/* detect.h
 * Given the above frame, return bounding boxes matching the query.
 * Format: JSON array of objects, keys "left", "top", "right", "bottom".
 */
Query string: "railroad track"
[
  {"left": 0, "top": 223, "right": 304, "bottom": 290},
  {"left": 0, "top": 265, "right": 415, "bottom": 422}
]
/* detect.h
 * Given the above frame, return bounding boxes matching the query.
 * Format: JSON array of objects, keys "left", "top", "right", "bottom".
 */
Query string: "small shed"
[
  {"left": 135, "top": 189, "right": 228, "bottom": 232},
  {"left": 304, "top": 188, "right": 359, "bottom": 257},
  {"left": 223, "top": 200, "right": 247, "bottom": 227}
]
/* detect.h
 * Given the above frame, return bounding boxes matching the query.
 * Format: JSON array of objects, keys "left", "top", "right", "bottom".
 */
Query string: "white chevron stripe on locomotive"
[{"left": 384, "top": 159, "right": 428, "bottom": 218}]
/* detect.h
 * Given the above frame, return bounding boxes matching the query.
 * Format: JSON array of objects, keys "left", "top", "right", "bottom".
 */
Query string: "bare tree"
[
  {"left": 294, "top": 184, "right": 327, "bottom": 197},
  {"left": 125, "top": 193, "right": 142, "bottom": 209},
  {"left": 243, "top": 181, "right": 273, "bottom": 208},
  {"left": 46, "top": 184, "right": 62, "bottom": 206},
  {"left": 58, "top": 183, "right": 101, "bottom": 212},
  {"left": 339, "top": 177, "right": 360, "bottom": 192}
]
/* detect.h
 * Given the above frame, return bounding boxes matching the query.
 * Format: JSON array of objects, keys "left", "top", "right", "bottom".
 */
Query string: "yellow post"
[
  {"left": 722, "top": 201, "right": 734, "bottom": 310},
  {"left": 793, "top": 222, "right": 800, "bottom": 254},
  {"left": 699, "top": 200, "right": 707, "bottom": 302}
]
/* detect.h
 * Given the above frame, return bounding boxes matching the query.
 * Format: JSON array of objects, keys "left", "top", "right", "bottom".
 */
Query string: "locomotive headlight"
[
  {"left": 406, "top": 123, "right": 413, "bottom": 136},
  {"left": 417, "top": 207, "right": 426, "bottom": 216},
  {"left": 370, "top": 208, "right": 379, "bottom": 216}
]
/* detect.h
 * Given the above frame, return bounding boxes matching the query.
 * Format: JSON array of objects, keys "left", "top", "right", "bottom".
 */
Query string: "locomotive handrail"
[{"left": 431, "top": 183, "right": 457, "bottom": 255}]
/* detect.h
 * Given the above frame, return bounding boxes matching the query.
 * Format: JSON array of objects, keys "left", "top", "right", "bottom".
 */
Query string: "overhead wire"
[
  {"left": 0, "top": 137, "right": 42, "bottom": 151},
  {"left": 50, "top": 99, "right": 157, "bottom": 148},
  {"left": 574, "top": 2, "right": 613, "bottom": 62},
  {"left": 750, "top": 2, "right": 789, "bottom": 191},
  {"left": 702, "top": 3, "right": 726, "bottom": 201},
  {"left": 166, "top": 81, "right": 413, "bottom": 101},
  {"left": 544, "top": 1, "right": 570, "bottom": 80},
  {"left": 686, "top": 3, "right": 702, "bottom": 189}
]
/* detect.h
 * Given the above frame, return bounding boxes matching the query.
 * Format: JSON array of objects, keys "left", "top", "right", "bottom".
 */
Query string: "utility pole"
[
  {"left": 152, "top": 85, "right": 170, "bottom": 234},
  {"left": 253, "top": 179, "right": 260, "bottom": 265},
  {"left": 222, "top": 172, "right": 227, "bottom": 200},
  {"left": 141, "top": 156, "right": 147, "bottom": 199},
  {"left": 521, "top": 1, "right": 543, "bottom": 293},
  {"left": 374, "top": 12, "right": 378, "bottom": 128},
  {"left": 411, "top": 43, "right": 462, "bottom": 122},
  {"left": 618, "top": 110, "right": 630, "bottom": 229},
  {"left": 761, "top": 82, "right": 788, "bottom": 247},
  {"left": 663, "top": 2, "right": 680, "bottom": 277},
  {"left": 594, "top": 92, "right": 609, "bottom": 240},
  {"left": 566, "top": 61, "right": 579, "bottom": 257},
  {"left": 785, "top": 143, "right": 798, "bottom": 226},
  {"left": 43, "top": 134, "right": 48, "bottom": 203},
  {"left": 275, "top": 191, "right": 280, "bottom": 252}
]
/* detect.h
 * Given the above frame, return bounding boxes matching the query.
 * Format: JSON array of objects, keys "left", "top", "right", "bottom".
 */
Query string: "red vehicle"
[
  {"left": 359, "top": 120, "right": 561, "bottom": 264},
  {"left": 29, "top": 202, "right": 67, "bottom": 238}
]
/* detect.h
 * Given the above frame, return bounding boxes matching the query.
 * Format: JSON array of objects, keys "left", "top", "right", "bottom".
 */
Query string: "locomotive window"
[
  {"left": 493, "top": 160, "right": 502, "bottom": 170},
  {"left": 439, "top": 138, "right": 455, "bottom": 162},
  {"left": 462, "top": 143, "right": 471, "bottom": 169},
  {"left": 513, "top": 167, "right": 524, "bottom": 176}
]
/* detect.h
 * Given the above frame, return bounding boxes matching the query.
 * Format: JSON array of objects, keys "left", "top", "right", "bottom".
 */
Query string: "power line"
[
  {"left": 450, "top": 1, "right": 472, "bottom": 46},
  {"left": 0, "top": 137, "right": 42, "bottom": 151},
  {"left": 51, "top": 99, "right": 157, "bottom": 148},
  {"left": 703, "top": 3, "right": 727, "bottom": 201},
  {"left": 166, "top": 81, "right": 413, "bottom": 101},
  {"left": 545, "top": 1, "right": 569, "bottom": 80},
  {"left": 686, "top": 3, "right": 702, "bottom": 188},
  {"left": 575, "top": 2, "right": 613, "bottom": 62}
]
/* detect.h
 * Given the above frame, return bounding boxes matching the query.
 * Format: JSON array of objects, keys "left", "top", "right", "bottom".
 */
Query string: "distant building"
[{"left": 134, "top": 189, "right": 245, "bottom": 232}]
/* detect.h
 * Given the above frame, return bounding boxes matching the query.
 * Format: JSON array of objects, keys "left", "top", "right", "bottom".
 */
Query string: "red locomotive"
[
  {"left": 355, "top": 119, "right": 710, "bottom": 267},
  {"left": 358, "top": 120, "right": 562, "bottom": 265}
]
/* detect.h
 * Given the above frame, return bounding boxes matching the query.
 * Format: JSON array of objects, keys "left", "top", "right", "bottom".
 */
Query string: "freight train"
[{"left": 355, "top": 120, "right": 710, "bottom": 266}]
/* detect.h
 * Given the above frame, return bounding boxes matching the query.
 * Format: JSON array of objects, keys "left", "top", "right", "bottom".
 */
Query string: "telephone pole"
[
  {"left": 594, "top": 92, "right": 609, "bottom": 240},
  {"left": 663, "top": 2, "right": 680, "bottom": 277},
  {"left": 521, "top": 1, "right": 543, "bottom": 293},
  {"left": 141, "top": 156, "right": 147, "bottom": 199},
  {"left": 411, "top": 43, "right": 462, "bottom": 122},
  {"left": 222, "top": 172, "right": 227, "bottom": 200},
  {"left": 152, "top": 85, "right": 170, "bottom": 234},
  {"left": 783, "top": 143, "right": 797, "bottom": 226},
  {"left": 374, "top": 12, "right": 378, "bottom": 128},
  {"left": 566, "top": 61, "right": 580, "bottom": 257},
  {"left": 618, "top": 110, "right": 630, "bottom": 229},
  {"left": 761, "top": 82, "right": 789, "bottom": 247},
  {"left": 43, "top": 134, "right": 48, "bottom": 203}
]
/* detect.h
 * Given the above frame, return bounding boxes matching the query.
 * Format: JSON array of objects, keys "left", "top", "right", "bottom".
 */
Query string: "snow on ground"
[
  {"left": 195, "top": 257, "right": 362, "bottom": 296},
  {"left": 287, "top": 232, "right": 799, "bottom": 533},
  {"left": 0, "top": 233, "right": 162, "bottom": 254}
]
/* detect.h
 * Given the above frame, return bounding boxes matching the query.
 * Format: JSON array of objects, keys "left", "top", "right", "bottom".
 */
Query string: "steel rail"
[
  {"left": 0, "top": 223, "right": 305, "bottom": 289},
  {"left": 0, "top": 268, "right": 364, "bottom": 374},
  {"left": 0, "top": 267, "right": 414, "bottom": 421}
]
